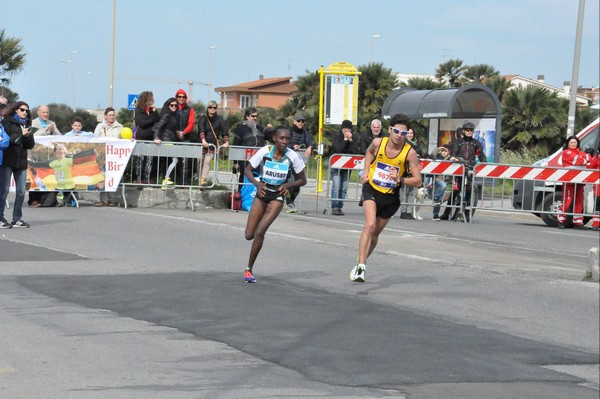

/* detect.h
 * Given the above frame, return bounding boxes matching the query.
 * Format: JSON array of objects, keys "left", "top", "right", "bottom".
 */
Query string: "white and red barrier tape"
[
  {"left": 475, "top": 164, "right": 599, "bottom": 184},
  {"left": 329, "top": 155, "right": 364, "bottom": 170},
  {"left": 418, "top": 160, "right": 464, "bottom": 176}
]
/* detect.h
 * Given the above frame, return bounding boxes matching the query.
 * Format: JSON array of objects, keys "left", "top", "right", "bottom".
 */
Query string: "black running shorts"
[
  {"left": 257, "top": 189, "right": 285, "bottom": 204},
  {"left": 361, "top": 183, "right": 400, "bottom": 219}
]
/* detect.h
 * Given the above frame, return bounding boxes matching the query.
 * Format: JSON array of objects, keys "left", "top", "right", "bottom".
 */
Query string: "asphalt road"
[{"left": 0, "top": 197, "right": 598, "bottom": 399}]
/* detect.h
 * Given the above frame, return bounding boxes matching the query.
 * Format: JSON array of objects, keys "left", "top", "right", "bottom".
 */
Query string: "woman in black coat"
[
  {"left": 133, "top": 91, "right": 159, "bottom": 183},
  {"left": 152, "top": 98, "right": 179, "bottom": 187},
  {"left": 0, "top": 101, "right": 35, "bottom": 228}
]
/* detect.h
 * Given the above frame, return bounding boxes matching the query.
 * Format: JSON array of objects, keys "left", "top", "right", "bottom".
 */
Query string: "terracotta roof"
[{"left": 215, "top": 77, "right": 297, "bottom": 94}]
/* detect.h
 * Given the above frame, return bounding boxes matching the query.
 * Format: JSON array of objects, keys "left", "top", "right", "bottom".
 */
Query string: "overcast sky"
[{"left": 3, "top": 0, "right": 599, "bottom": 110}]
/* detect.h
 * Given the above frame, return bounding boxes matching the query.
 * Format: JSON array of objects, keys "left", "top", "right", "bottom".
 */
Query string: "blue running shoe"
[{"left": 244, "top": 270, "right": 256, "bottom": 283}]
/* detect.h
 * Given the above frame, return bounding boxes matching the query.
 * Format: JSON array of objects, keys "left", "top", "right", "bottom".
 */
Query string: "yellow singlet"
[{"left": 368, "top": 137, "right": 412, "bottom": 194}]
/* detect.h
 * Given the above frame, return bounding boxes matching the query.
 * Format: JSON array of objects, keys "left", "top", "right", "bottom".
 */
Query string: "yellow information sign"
[{"left": 316, "top": 62, "right": 361, "bottom": 192}]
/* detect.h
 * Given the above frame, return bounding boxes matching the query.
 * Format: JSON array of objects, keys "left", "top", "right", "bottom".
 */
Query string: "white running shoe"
[{"left": 350, "top": 264, "right": 366, "bottom": 282}]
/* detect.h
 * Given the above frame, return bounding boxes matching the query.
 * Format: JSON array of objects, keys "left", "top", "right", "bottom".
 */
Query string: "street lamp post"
[
  {"left": 208, "top": 45, "right": 216, "bottom": 103},
  {"left": 59, "top": 59, "right": 71, "bottom": 105},
  {"left": 71, "top": 50, "right": 78, "bottom": 107},
  {"left": 109, "top": 0, "right": 116, "bottom": 107},
  {"left": 370, "top": 34, "right": 380, "bottom": 63}
]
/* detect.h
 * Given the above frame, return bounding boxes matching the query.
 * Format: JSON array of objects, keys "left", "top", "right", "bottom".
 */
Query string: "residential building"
[
  {"left": 505, "top": 75, "right": 590, "bottom": 107},
  {"left": 215, "top": 76, "right": 297, "bottom": 112}
]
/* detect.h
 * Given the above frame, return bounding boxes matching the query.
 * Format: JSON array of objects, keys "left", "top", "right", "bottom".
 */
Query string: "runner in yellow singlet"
[{"left": 350, "top": 113, "right": 422, "bottom": 282}]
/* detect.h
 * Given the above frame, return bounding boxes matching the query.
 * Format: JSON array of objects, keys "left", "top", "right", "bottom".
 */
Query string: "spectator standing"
[
  {"left": 94, "top": 107, "right": 123, "bottom": 138},
  {"left": 398, "top": 128, "right": 424, "bottom": 219},
  {"left": 233, "top": 107, "right": 269, "bottom": 184},
  {"left": 174, "top": 89, "right": 195, "bottom": 142},
  {"left": 285, "top": 113, "right": 313, "bottom": 213},
  {"left": 174, "top": 89, "right": 195, "bottom": 184},
  {"left": 94, "top": 107, "right": 124, "bottom": 207},
  {"left": 431, "top": 145, "right": 451, "bottom": 221},
  {"left": 134, "top": 91, "right": 159, "bottom": 184},
  {"left": 197, "top": 100, "right": 229, "bottom": 186},
  {"left": 64, "top": 117, "right": 94, "bottom": 137},
  {"left": 557, "top": 135, "right": 589, "bottom": 229},
  {"left": 360, "top": 119, "right": 384, "bottom": 155},
  {"left": 587, "top": 145, "right": 600, "bottom": 231},
  {"left": 242, "top": 126, "right": 307, "bottom": 283},
  {"left": 28, "top": 105, "right": 62, "bottom": 207},
  {"left": 350, "top": 113, "right": 421, "bottom": 282},
  {"left": 0, "top": 96, "right": 7, "bottom": 121},
  {"left": 330, "top": 119, "right": 359, "bottom": 215},
  {"left": 31, "top": 105, "right": 61, "bottom": 136},
  {"left": 0, "top": 101, "right": 35, "bottom": 228},
  {"left": 152, "top": 98, "right": 179, "bottom": 189},
  {"left": 0, "top": 122, "right": 10, "bottom": 200}
]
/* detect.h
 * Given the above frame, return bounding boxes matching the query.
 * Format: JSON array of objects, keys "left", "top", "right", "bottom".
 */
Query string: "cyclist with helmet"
[{"left": 440, "top": 121, "right": 486, "bottom": 222}]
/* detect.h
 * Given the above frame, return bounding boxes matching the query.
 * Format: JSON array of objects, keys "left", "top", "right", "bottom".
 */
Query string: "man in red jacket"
[{"left": 174, "top": 89, "right": 195, "bottom": 183}]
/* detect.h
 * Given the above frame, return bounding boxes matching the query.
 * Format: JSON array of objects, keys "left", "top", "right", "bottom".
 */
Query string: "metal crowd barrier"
[
  {"left": 120, "top": 140, "right": 216, "bottom": 210},
  {"left": 416, "top": 159, "right": 467, "bottom": 220},
  {"left": 475, "top": 162, "right": 599, "bottom": 224}
]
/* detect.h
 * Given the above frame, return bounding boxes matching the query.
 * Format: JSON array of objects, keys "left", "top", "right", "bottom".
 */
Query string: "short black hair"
[
  {"left": 72, "top": 116, "right": 83, "bottom": 124},
  {"left": 273, "top": 126, "right": 290, "bottom": 137},
  {"left": 389, "top": 113, "right": 410, "bottom": 129}
]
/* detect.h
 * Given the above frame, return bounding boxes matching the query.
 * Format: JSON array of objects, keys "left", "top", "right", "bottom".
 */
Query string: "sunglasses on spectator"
[
  {"left": 176, "top": 95, "right": 186, "bottom": 99},
  {"left": 207, "top": 106, "right": 217, "bottom": 109},
  {"left": 296, "top": 119, "right": 305, "bottom": 123},
  {"left": 169, "top": 103, "right": 177, "bottom": 107},
  {"left": 391, "top": 127, "right": 408, "bottom": 136},
  {"left": 18, "top": 108, "right": 30, "bottom": 113},
  {"left": 249, "top": 114, "right": 258, "bottom": 118}
]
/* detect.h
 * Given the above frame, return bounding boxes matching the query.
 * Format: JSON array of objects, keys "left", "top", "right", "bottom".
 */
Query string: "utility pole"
[{"left": 566, "top": 0, "right": 585, "bottom": 137}]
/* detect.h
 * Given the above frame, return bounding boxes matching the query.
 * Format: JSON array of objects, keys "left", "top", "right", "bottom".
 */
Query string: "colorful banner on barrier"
[{"left": 26, "top": 136, "right": 135, "bottom": 192}]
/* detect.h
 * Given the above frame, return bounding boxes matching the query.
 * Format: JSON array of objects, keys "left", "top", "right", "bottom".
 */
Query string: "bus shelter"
[{"left": 381, "top": 83, "right": 501, "bottom": 162}]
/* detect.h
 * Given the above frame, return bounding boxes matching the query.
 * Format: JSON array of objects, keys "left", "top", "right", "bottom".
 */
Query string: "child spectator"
[{"left": 64, "top": 117, "right": 94, "bottom": 137}]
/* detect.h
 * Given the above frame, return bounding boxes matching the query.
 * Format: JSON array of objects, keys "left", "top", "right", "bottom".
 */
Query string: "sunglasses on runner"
[{"left": 391, "top": 127, "right": 408, "bottom": 136}]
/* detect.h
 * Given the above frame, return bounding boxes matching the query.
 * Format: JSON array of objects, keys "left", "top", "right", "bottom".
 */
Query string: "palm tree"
[
  {"left": 280, "top": 70, "right": 321, "bottom": 137},
  {"left": 288, "top": 70, "right": 320, "bottom": 112},
  {"left": 0, "top": 29, "right": 26, "bottom": 84},
  {"left": 502, "top": 86, "right": 567, "bottom": 155},
  {"left": 400, "top": 77, "right": 447, "bottom": 90},
  {"left": 356, "top": 62, "right": 397, "bottom": 128},
  {"left": 485, "top": 76, "right": 512, "bottom": 102},
  {"left": 435, "top": 58, "right": 465, "bottom": 87},
  {"left": 462, "top": 63, "right": 499, "bottom": 84}
]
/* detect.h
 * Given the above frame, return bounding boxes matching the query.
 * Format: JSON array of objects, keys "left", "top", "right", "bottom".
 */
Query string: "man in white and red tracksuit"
[
  {"left": 557, "top": 135, "right": 590, "bottom": 229},
  {"left": 174, "top": 89, "right": 195, "bottom": 184}
]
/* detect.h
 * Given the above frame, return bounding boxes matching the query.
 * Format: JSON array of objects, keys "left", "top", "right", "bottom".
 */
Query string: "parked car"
[{"left": 512, "top": 117, "right": 599, "bottom": 227}]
